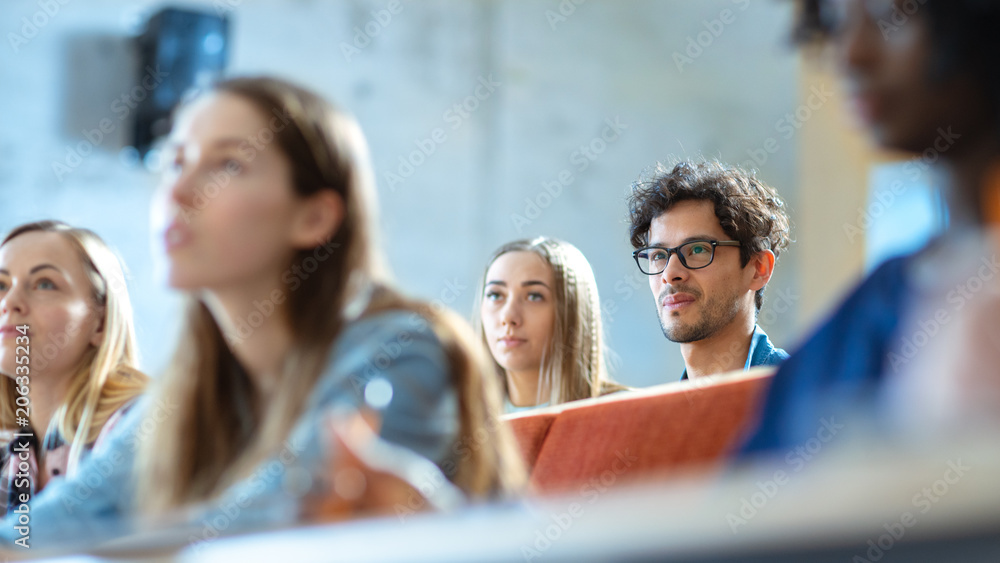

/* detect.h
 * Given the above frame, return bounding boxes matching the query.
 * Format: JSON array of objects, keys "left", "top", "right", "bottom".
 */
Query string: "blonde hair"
[
  {"left": 0, "top": 221, "right": 148, "bottom": 472},
  {"left": 136, "top": 77, "right": 523, "bottom": 512},
  {"left": 475, "top": 237, "right": 627, "bottom": 405}
]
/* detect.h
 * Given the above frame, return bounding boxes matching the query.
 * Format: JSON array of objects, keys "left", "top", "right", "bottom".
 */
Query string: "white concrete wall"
[{"left": 0, "top": 0, "right": 800, "bottom": 387}]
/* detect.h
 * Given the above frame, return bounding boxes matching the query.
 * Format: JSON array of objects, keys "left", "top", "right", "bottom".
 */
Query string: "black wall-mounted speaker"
[{"left": 132, "top": 7, "right": 229, "bottom": 157}]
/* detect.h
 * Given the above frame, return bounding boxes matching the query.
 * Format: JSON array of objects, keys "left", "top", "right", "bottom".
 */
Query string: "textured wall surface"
[{"left": 0, "top": 0, "right": 799, "bottom": 385}]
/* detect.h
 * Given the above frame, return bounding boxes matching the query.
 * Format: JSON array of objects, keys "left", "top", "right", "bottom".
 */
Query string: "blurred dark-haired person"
[
  {"left": 627, "top": 160, "right": 792, "bottom": 381},
  {"left": 743, "top": 0, "right": 1000, "bottom": 453}
]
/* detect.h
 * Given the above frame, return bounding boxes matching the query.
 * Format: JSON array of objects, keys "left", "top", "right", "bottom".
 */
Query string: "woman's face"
[
  {"left": 480, "top": 251, "right": 556, "bottom": 377},
  {"left": 0, "top": 232, "right": 103, "bottom": 380},
  {"left": 154, "top": 92, "right": 310, "bottom": 291},
  {"left": 836, "top": 0, "right": 989, "bottom": 153}
]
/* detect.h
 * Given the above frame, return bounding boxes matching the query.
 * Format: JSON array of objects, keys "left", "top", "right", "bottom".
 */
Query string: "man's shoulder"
[{"left": 749, "top": 326, "right": 790, "bottom": 368}]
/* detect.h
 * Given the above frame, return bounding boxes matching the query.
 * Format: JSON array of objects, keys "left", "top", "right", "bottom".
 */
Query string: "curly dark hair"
[{"left": 626, "top": 160, "right": 791, "bottom": 311}]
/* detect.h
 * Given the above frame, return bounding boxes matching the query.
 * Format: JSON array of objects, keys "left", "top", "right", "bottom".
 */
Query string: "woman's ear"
[
  {"left": 748, "top": 249, "right": 776, "bottom": 292},
  {"left": 290, "top": 189, "right": 345, "bottom": 249},
  {"left": 89, "top": 309, "right": 106, "bottom": 348}
]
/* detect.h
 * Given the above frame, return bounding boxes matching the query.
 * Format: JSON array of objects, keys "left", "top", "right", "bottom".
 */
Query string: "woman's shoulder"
[
  {"left": 93, "top": 399, "right": 140, "bottom": 447},
  {"left": 599, "top": 380, "right": 632, "bottom": 396},
  {"left": 313, "top": 307, "right": 452, "bottom": 404},
  {"left": 339, "top": 307, "right": 435, "bottom": 346}
]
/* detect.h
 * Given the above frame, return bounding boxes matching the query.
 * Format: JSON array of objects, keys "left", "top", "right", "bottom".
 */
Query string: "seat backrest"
[
  {"left": 502, "top": 410, "right": 559, "bottom": 473},
  {"left": 526, "top": 368, "right": 774, "bottom": 495}
]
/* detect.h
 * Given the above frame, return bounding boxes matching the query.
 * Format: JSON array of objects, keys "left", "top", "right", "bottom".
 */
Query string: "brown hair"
[
  {"left": 0, "top": 221, "right": 148, "bottom": 472},
  {"left": 475, "top": 237, "right": 627, "bottom": 406},
  {"left": 626, "top": 160, "right": 791, "bottom": 310},
  {"left": 136, "top": 77, "right": 523, "bottom": 511}
]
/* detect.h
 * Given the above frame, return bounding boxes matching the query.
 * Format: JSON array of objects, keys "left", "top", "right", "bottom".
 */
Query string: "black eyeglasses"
[{"left": 632, "top": 240, "right": 741, "bottom": 275}]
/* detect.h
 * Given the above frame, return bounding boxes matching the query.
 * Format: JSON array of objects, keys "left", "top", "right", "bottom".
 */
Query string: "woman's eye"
[
  {"left": 35, "top": 278, "right": 57, "bottom": 290},
  {"left": 166, "top": 156, "right": 183, "bottom": 174},
  {"left": 0, "top": 280, "right": 8, "bottom": 292},
  {"left": 527, "top": 292, "right": 545, "bottom": 302},
  {"left": 485, "top": 291, "right": 502, "bottom": 301},
  {"left": 222, "top": 159, "right": 243, "bottom": 174}
]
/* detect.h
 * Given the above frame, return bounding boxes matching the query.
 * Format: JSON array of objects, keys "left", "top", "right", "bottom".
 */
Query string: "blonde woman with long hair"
[
  {"left": 0, "top": 77, "right": 523, "bottom": 549},
  {"left": 477, "top": 237, "right": 626, "bottom": 412},
  {"left": 0, "top": 221, "right": 148, "bottom": 514}
]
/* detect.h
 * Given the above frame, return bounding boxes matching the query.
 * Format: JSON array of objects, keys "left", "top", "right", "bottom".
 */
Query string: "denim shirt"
[
  {"left": 680, "top": 324, "right": 789, "bottom": 381},
  {"left": 0, "top": 310, "right": 458, "bottom": 550}
]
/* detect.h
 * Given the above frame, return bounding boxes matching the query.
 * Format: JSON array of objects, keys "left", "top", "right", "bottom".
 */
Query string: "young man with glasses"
[{"left": 627, "top": 160, "right": 792, "bottom": 380}]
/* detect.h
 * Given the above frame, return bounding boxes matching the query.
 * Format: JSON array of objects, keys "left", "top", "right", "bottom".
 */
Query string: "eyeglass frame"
[{"left": 632, "top": 240, "right": 742, "bottom": 275}]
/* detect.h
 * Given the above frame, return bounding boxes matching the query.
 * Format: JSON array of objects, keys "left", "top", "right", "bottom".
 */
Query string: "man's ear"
[
  {"left": 290, "top": 189, "right": 345, "bottom": 249},
  {"left": 747, "top": 249, "right": 776, "bottom": 292}
]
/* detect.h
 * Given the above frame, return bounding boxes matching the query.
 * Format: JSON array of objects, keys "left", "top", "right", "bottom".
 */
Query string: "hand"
[{"left": 304, "top": 409, "right": 463, "bottom": 523}]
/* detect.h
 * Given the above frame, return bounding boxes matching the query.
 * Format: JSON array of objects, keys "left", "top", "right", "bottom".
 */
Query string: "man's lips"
[
  {"left": 662, "top": 293, "right": 695, "bottom": 310},
  {"left": 850, "top": 90, "right": 887, "bottom": 125}
]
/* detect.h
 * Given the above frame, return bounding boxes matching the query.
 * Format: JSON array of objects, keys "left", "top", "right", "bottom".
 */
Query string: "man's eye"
[{"left": 651, "top": 251, "right": 668, "bottom": 261}]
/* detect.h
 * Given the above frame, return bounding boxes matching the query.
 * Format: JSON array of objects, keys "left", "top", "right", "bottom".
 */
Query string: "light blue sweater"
[{"left": 1, "top": 310, "right": 458, "bottom": 551}]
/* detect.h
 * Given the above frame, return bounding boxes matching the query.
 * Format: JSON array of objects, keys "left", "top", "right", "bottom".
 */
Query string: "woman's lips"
[
  {"left": 0, "top": 325, "right": 26, "bottom": 339},
  {"left": 164, "top": 221, "right": 193, "bottom": 252},
  {"left": 498, "top": 337, "right": 526, "bottom": 348}
]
